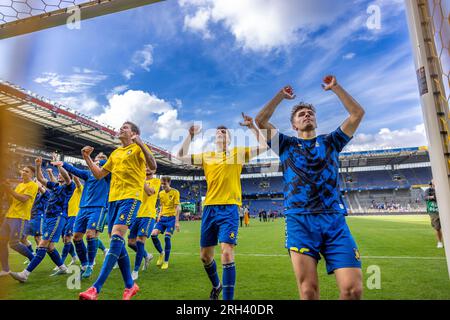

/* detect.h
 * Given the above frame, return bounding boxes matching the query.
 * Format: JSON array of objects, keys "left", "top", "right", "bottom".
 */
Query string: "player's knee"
[
  {"left": 221, "top": 248, "right": 234, "bottom": 264},
  {"left": 340, "top": 283, "right": 363, "bottom": 300},
  {"left": 151, "top": 230, "right": 159, "bottom": 237},
  {"left": 200, "top": 253, "right": 213, "bottom": 265},
  {"left": 300, "top": 283, "right": 319, "bottom": 300}
]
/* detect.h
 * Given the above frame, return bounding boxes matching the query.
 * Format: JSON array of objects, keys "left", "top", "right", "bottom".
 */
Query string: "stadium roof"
[{"left": 0, "top": 80, "right": 198, "bottom": 175}]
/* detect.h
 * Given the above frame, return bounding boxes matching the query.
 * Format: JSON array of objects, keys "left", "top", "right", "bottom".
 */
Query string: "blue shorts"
[
  {"left": 43, "top": 215, "right": 67, "bottom": 243},
  {"left": 25, "top": 215, "right": 44, "bottom": 237},
  {"left": 63, "top": 216, "right": 76, "bottom": 237},
  {"left": 73, "top": 207, "right": 107, "bottom": 234},
  {"left": 200, "top": 205, "right": 239, "bottom": 248},
  {"left": 107, "top": 199, "right": 141, "bottom": 235},
  {"left": 285, "top": 213, "right": 362, "bottom": 274},
  {"left": 129, "top": 217, "right": 156, "bottom": 239},
  {"left": 154, "top": 216, "right": 176, "bottom": 235},
  {"left": 0, "top": 218, "right": 26, "bottom": 242}
]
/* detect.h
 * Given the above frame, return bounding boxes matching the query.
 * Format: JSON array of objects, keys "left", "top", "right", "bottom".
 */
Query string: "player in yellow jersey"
[
  {"left": 0, "top": 165, "right": 38, "bottom": 276},
  {"left": 79, "top": 121, "right": 157, "bottom": 300},
  {"left": 151, "top": 176, "right": 180, "bottom": 270},
  {"left": 128, "top": 167, "right": 161, "bottom": 280},
  {"left": 177, "top": 113, "right": 268, "bottom": 300},
  {"left": 59, "top": 176, "right": 83, "bottom": 267}
]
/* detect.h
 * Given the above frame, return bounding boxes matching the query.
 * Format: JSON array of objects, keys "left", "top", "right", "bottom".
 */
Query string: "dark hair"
[
  {"left": 161, "top": 176, "right": 171, "bottom": 184},
  {"left": 97, "top": 152, "right": 108, "bottom": 160},
  {"left": 124, "top": 121, "right": 140, "bottom": 135},
  {"left": 24, "top": 166, "right": 35, "bottom": 174},
  {"left": 216, "top": 125, "right": 231, "bottom": 138},
  {"left": 290, "top": 102, "right": 316, "bottom": 124}
]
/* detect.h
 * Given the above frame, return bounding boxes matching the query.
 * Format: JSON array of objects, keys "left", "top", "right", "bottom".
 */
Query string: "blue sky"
[{"left": 0, "top": 0, "right": 428, "bottom": 154}]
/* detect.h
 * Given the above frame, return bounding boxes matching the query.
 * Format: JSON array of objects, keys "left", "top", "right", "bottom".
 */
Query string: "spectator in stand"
[
  {"left": 244, "top": 206, "right": 250, "bottom": 227},
  {"left": 239, "top": 206, "right": 245, "bottom": 228},
  {"left": 425, "top": 180, "right": 444, "bottom": 248}
]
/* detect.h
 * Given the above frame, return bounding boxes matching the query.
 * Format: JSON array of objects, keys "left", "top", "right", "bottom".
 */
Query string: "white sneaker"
[
  {"left": 0, "top": 270, "right": 10, "bottom": 277},
  {"left": 10, "top": 270, "right": 29, "bottom": 283},
  {"left": 437, "top": 242, "right": 444, "bottom": 248},
  {"left": 143, "top": 253, "right": 154, "bottom": 271},
  {"left": 131, "top": 271, "right": 139, "bottom": 281},
  {"left": 113, "top": 262, "right": 119, "bottom": 269},
  {"left": 52, "top": 265, "right": 59, "bottom": 271}
]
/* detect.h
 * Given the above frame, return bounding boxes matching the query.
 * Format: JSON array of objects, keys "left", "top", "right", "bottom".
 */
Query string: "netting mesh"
[
  {"left": 0, "top": 0, "right": 89, "bottom": 25},
  {"left": 428, "top": 0, "right": 449, "bottom": 109}
]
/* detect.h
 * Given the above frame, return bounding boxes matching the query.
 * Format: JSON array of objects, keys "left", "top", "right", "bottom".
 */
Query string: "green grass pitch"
[{"left": 1, "top": 215, "right": 449, "bottom": 300}]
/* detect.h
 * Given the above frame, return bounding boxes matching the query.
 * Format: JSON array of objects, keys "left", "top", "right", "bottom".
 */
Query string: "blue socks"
[
  {"left": 74, "top": 239, "right": 88, "bottom": 267},
  {"left": 164, "top": 235, "right": 172, "bottom": 263},
  {"left": 0, "top": 240, "right": 9, "bottom": 271},
  {"left": 134, "top": 241, "right": 147, "bottom": 272},
  {"left": 223, "top": 262, "right": 236, "bottom": 300},
  {"left": 117, "top": 244, "right": 133, "bottom": 289},
  {"left": 61, "top": 242, "right": 72, "bottom": 263},
  {"left": 128, "top": 242, "right": 138, "bottom": 253},
  {"left": 26, "top": 247, "right": 47, "bottom": 272},
  {"left": 47, "top": 248, "right": 63, "bottom": 267},
  {"left": 93, "top": 234, "right": 124, "bottom": 293},
  {"left": 69, "top": 242, "right": 76, "bottom": 257},
  {"left": 98, "top": 239, "right": 106, "bottom": 252},
  {"left": 10, "top": 241, "right": 35, "bottom": 261},
  {"left": 87, "top": 237, "right": 99, "bottom": 267},
  {"left": 204, "top": 260, "right": 220, "bottom": 288},
  {"left": 151, "top": 235, "right": 163, "bottom": 254}
]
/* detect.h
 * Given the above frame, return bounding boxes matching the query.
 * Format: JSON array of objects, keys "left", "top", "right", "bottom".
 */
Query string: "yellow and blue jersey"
[
  {"left": 103, "top": 143, "right": 152, "bottom": 202},
  {"left": 192, "top": 147, "right": 251, "bottom": 207},
  {"left": 137, "top": 178, "right": 161, "bottom": 219},
  {"left": 67, "top": 184, "right": 83, "bottom": 217},
  {"left": 159, "top": 188, "right": 180, "bottom": 217},
  {"left": 6, "top": 181, "right": 39, "bottom": 221},
  {"left": 268, "top": 127, "right": 351, "bottom": 215}
]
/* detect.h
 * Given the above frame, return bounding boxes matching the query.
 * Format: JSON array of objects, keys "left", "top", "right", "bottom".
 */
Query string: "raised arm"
[
  {"left": 239, "top": 112, "right": 269, "bottom": 159},
  {"left": 255, "top": 86, "right": 296, "bottom": 141},
  {"left": 57, "top": 165, "right": 72, "bottom": 186},
  {"left": 35, "top": 157, "right": 48, "bottom": 186},
  {"left": 132, "top": 136, "right": 157, "bottom": 171},
  {"left": 81, "top": 146, "right": 110, "bottom": 180},
  {"left": 46, "top": 168, "right": 57, "bottom": 183},
  {"left": 322, "top": 75, "right": 365, "bottom": 137},
  {"left": 61, "top": 162, "right": 90, "bottom": 181},
  {"left": 177, "top": 125, "right": 202, "bottom": 165}
]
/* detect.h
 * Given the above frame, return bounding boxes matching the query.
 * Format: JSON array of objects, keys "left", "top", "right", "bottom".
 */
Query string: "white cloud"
[
  {"left": 184, "top": 8, "right": 212, "bottom": 39},
  {"left": 122, "top": 69, "right": 135, "bottom": 80},
  {"left": 343, "top": 52, "right": 356, "bottom": 60},
  {"left": 107, "top": 84, "right": 129, "bottom": 99},
  {"left": 57, "top": 94, "right": 103, "bottom": 115},
  {"left": 132, "top": 44, "right": 154, "bottom": 71},
  {"left": 95, "top": 90, "right": 188, "bottom": 142},
  {"left": 34, "top": 70, "right": 107, "bottom": 94},
  {"left": 346, "top": 124, "right": 427, "bottom": 151},
  {"left": 179, "top": 0, "right": 346, "bottom": 52}
]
